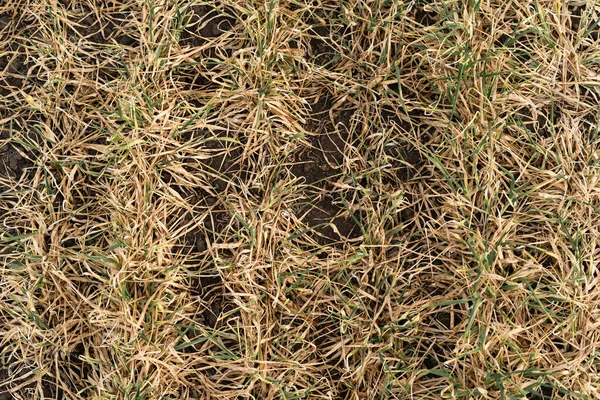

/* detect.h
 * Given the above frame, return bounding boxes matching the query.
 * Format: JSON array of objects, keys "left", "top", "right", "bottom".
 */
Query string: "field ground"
[{"left": 1, "top": 0, "right": 600, "bottom": 399}]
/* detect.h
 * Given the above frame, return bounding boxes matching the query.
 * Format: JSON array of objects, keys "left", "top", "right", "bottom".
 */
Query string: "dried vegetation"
[{"left": 1, "top": 0, "right": 600, "bottom": 398}]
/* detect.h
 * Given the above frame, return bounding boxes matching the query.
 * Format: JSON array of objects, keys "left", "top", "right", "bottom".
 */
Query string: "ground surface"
[{"left": 1, "top": 0, "right": 600, "bottom": 399}]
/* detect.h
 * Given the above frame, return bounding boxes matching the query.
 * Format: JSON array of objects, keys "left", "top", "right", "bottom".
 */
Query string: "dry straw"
[{"left": 1, "top": 0, "right": 599, "bottom": 398}]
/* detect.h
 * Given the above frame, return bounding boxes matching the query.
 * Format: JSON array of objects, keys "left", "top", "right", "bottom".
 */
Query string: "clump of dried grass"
[{"left": 1, "top": 0, "right": 600, "bottom": 398}]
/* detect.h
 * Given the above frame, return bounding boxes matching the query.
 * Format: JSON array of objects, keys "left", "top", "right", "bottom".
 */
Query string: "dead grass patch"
[{"left": 1, "top": 0, "right": 600, "bottom": 399}]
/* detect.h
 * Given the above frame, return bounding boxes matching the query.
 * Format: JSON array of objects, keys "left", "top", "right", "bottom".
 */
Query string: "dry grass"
[{"left": 1, "top": 0, "right": 600, "bottom": 398}]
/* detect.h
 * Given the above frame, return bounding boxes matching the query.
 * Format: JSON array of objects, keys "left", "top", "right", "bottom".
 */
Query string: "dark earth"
[
  {"left": 0, "top": 132, "right": 32, "bottom": 182},
  {"left": 0, "top": 361, "right": 61, "bottom": 400}
]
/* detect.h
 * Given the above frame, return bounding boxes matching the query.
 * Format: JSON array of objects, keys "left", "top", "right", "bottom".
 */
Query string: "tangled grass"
[{"left": 1, "top": 0, "right": 600, "bottom": 398}]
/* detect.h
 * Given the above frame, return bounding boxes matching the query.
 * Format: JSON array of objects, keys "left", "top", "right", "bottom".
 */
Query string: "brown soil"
[
  {"left": 287, "top": 96, "right": 362, "bottom": 246},
  {"left": 0, "top": 362, "right": 60, "bottom": 399},
  {"left": 69, "top": 7, "right": 136, "bottom": 46},
  {"left": 0, "top": 129, "right": 33, "bottom": 181},
  {"left": 179, "top": 5, "right": 235, "bottom": 48}
]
